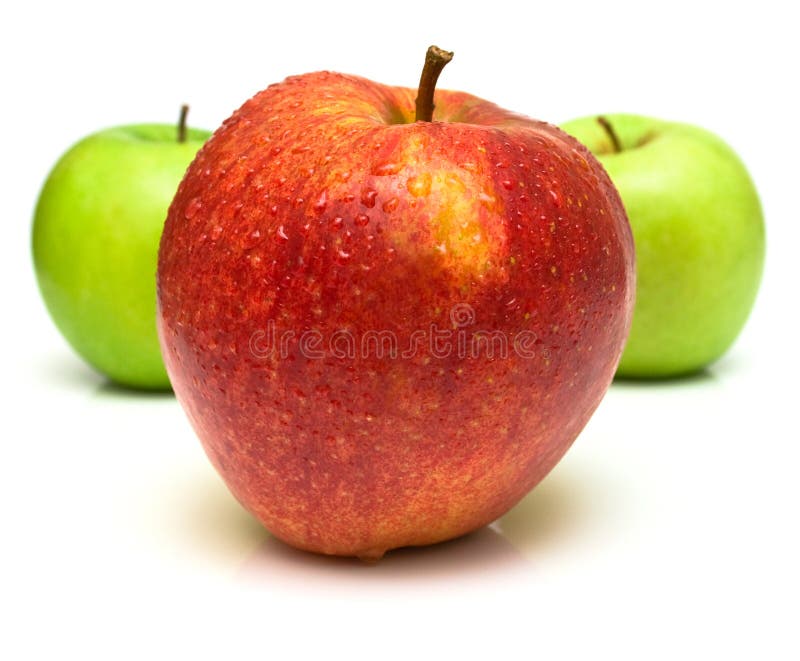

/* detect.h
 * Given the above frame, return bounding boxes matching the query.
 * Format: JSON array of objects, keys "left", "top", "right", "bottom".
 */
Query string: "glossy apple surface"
[
  {"left": 562, "top": 114, "right": 765, "bottom": 378},
  {"left": 33, "top": 123, "right": 210, "bottom": 389},
  {"left": 158, "top": 71, "right": 635, "bottom": 558}
]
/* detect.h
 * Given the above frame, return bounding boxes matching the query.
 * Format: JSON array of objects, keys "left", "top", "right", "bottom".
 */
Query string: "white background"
[{"left": 2, "top": 1, "right": 798, "bottom": 658}]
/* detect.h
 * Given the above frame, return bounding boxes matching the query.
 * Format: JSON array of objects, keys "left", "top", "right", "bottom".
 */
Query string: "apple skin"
[
  {"left": 157, "top": 72, "right": 635, "bottom": 558},
  {"left": 33, "top": 124, "right": 210, "bottom": 389},
  {"left": 561, "top": 114, "right": 765, "bottom": 378}
]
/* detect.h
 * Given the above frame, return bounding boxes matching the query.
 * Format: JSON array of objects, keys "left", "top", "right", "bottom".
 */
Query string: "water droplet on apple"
[
  {"left": 361, "top": 189, "right": 378, "bottom": 208},
  {"left": 243, "top": 228, "right": 262, "bottom": 249},
  {"left": 184, "top": 197, "right": 202, "bottom": 219},
  {"left": 478, "top": 191, "right": 496, "bottom": 208},
  {"left": 548, "top": 189, "right": 562, "bottom": 206},
  {"left": 275, "top": 226, "right": 289, "bottom": 243},
  {"left": 336, "top": 249, "right": 351, "bottom": 264},
  {"left": 501, "top": 179, "right": 514, "bottom": 191},
  {"left": 210, "top": 225, "right": 223, "bottom": 241},
  {"left": 311, "top": 191, "right": 327, "bottom": 214},
  {"left": 371, "top": 162, "right": 402, "bottom": 176},
  {"left": 572, "top": 148, "right": 591, "bottom": 171},
  {"left": 407, "top": 173, "right": 431, "bottom": 197},
  {"left": 354, "top": 213, "right": 370, "bottom": 227},
  {"left": 382, "top": 197, "right": 399, "bottom": 213},
  {"left": 331, "top": 216, "right": 344, "bottom": 230}
]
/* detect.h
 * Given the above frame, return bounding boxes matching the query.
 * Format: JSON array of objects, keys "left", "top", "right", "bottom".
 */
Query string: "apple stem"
[
  {"left": 596, "top": 116, "right": 621, "bottom": 153},
  {"left": 178, "top": 104, "right": 189, "bottom": 143},
  {"left": 415, "top": 46, "right": 454, "bottom": 123}
]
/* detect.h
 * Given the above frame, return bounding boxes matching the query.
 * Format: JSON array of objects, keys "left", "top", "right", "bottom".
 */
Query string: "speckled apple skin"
[{"left": 157, "top": 71, "right": 634, "bottom": 559}]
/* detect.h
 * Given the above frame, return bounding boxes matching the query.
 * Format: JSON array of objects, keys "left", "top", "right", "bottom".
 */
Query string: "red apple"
[{"left": 158, "top": 48, "right": 635, "bottom": 559}]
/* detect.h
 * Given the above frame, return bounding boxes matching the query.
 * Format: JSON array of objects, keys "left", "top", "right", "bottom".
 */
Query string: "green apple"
[
  {"left": 561, "top": 114, "right": 765, "bottom": 378},
  {"left": 32, "top": 111, "right": 210, "bottom": 389}
]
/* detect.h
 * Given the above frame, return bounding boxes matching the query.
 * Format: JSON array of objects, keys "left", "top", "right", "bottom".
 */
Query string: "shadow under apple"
[
  {"left": 34, "top": 349, "right": 106, "bottom": 391},
  {"left": 612, "top": 366, "right": 717, "bottom": 388},
  {"left": 34, "top": 347, "right": 176, "bottom": 398},
  {"left": 93, "top": 380, "right": 174, "bottom": 400}
]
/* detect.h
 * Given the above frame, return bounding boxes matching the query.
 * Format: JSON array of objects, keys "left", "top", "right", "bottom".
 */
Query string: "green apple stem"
[
  {"left": 596, "top": 116, "right": 621, "bottom": 153},
  {"left": 178, "top": 104, "right": 189, "bottom": 143},
  {"left": 415, "top": 45, "right": 454, "bottom": 123}
]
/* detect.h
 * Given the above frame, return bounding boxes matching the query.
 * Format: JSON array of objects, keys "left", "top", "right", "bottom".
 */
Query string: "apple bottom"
[{"left": 173, "top": 348, "right": 614, "bottom": 560}]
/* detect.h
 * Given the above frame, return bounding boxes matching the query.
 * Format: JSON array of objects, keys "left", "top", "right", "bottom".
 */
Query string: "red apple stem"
[
  {"left": 415, "top": 46, "right": 454, "bottom": 123},
  {"left": 178, "top": 104, "right": 189, "bottom": 143},
  {"left": 596, "top": 116, "right": 621, "bottom": 153}
]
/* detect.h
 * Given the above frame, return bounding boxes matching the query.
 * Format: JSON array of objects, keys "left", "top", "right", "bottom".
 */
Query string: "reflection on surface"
[
  {"left": 237, "top": 524, "right": 526, "bottom": 589},
  {"left": 496, "top": 469, "right": 596, "bottom": 555},
  {"left": 175, "top": 468, "right": 269, "bottom": 564}
]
